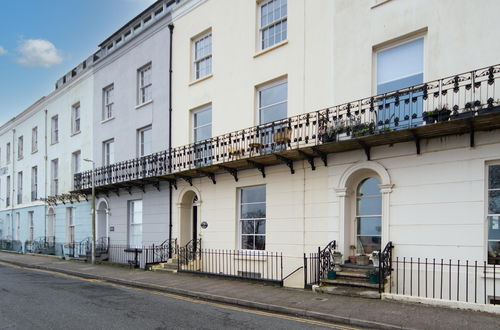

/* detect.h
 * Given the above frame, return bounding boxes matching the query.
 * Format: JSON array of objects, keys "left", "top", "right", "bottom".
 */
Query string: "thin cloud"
[
  {"left": 16, "top": 39, "right": 63, "bottom": 68},
  {"left": 0, "top": 46, "right": 6, "bottom": 56}
]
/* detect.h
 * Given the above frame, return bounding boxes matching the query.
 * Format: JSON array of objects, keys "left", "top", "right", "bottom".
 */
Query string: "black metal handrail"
[
  {"left": 379, "top": 241, "right": 394, "bottom": 293},
  {"left": 318, "top": 240, "right": 338, "bottom": 280},
  {"left": 73, "top": 64, "right": 500, "bottom": 191}
]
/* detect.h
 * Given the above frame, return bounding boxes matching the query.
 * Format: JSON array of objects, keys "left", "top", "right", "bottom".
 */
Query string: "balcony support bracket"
[
  {"left": 153, "top": 181, "right": 161, "bottom": 191},
  {"left": 219, "top": 166, "right": 238, "bottom": 182},
  {"left": 276, "top": 155, "right": 295, "bottom": 174},
  {"left": 113, "top": 189, "right": 120, "bottom": 197},
  {"left": 169, "top": 179, "right": 178, "bottom": 190},
  {"left": 410, "top": 130, "right": 421, "bottom": 155},
  {"left": 125, "top": 187, "right": 132, "bottom": 195},
  {"left": 298, "top": 151, "right": 316, "bottom": 171},
  {"left": 357, "top": 141, "right": 371, "bottom": 161},
  {"left": 468, "top": 120, "right": 475, "bottom": 148},
  {"left": 247, "top": 160, "right": 266, "bottom": 178},
  {"left": 311, "top": 147, "right": 328, "bottom": 167},
  {"left": 198, "top": 170, "right": 216, "bottom": 184},
  {"left": 178, "top": 176, "right": 193, "bottom": 186}
]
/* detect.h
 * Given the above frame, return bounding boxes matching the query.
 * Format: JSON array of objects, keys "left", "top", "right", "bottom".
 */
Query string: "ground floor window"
[
  {"left": 356, "top": 177, "right": 382, "bottom": 254},
  {"left": 66, "top": 207, "right": 75, "bottom": 244},
  {"left": 128, "top": 200, "right": 143, "bottom": 248},
  {"left": 239, "top": 185, "right": 266, "bottom": 250},
  {"left": 28, "top": 211, "right": 34, "bottom": 242},
  {"left": 488, "top": 164, "right": 500, "bottom": 264}
]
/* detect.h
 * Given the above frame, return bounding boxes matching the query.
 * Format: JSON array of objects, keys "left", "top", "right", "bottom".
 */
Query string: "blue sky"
[{"left": 0, "top": 0, "right": 156, "bottom": 126}]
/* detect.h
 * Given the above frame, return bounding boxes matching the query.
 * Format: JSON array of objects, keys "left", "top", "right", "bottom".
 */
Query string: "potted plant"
[
  {"left": 348, "top": 245, "right": 357, "bottom": 264},
  {"left": 423, "top": 106, "right": 451, "bottom": 124},
  {"left": 366, "top": 268, "right": 380, "bottom": 284},
  {"left": 351, "top": 122, "right": 375, "bottom": 137},
  {"left": 356, "top": 254, "right": 370, "bottom": 266},
  {"left": 477, "top": 98, "right": 500, "bottom": 116},
  {"left": 451, "top": 102, "right": 476, "bottom": 120},
  {"left": 327, "top": 270, "right": 337, "bottom": 280},
  {"left": 320, "top": 121, "right": 345, "bottom": 143}
]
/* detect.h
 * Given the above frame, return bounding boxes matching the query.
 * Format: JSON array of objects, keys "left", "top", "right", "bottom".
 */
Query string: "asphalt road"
[{"left": 0, "top": 264, "right": 352, "bottom": 330}]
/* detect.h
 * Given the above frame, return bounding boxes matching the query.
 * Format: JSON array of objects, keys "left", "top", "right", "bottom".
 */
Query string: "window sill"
[
  {"left": 101, "top": 117, "right": 115, "bottom": 124},
  {"left": 50, "top": 142, "right": 59, "bottom": 146},
  {"left": 135, "top": 100, "right": 153, "bottom": 110},
  {"left": 17, "top": 157, "right": 23, "bottom": 161},
  {"left": 189, "top": 74, "right": 213, "bottom": 86},
  {"left": 234, "top": 250, "right": 268, "bottom": 261},
  {"left": 254, "top": 40, "right": 288, "bottom": 58},
  {"left": 31, "top": 150, "right": 38, "bottom": 155},
  {"left": 70, "top": 131, "right": 81, "bottom": 137}
]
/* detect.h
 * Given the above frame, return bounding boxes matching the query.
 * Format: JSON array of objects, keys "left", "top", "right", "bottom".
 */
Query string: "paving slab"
[{"left": 0, "top": 251, "right": 498, "bottom": 330}]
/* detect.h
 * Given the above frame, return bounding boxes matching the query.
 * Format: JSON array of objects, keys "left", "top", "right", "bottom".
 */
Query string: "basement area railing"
[{"left": 74, "top": 64, "right": 500, "bottom": 191}]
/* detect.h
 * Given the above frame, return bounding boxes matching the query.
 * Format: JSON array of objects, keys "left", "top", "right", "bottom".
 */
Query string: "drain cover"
[{"left": 314, "top": 297, "right": 328, "bottom": 302}]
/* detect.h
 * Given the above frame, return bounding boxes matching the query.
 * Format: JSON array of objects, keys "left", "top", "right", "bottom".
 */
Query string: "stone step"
[
  {"left": 155, "top": 268, "right": 178, "bottom": 273},
  {"left": 321, "top": 278, "right": 379, "bottom": 289},
  {"left": 335, "top": 270, "right": 368, "bottom": 279},
  {"left": 314, "top": 285, "right": 380, "bottom": 299}
]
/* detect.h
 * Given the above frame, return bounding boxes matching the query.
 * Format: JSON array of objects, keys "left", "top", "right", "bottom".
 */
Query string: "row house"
[{"left": 2, "top": 0, "right": 499, "bottom": 307}]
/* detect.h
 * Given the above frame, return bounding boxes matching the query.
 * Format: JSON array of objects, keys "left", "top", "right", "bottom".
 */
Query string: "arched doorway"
[
  {"left": 97, "top": 200, "right": 109, "bottom": 239},
  {"left": 47, "top": 208, "right": 55, "bottom": 238},
  {"left": 179, "top": 190, "right": 200, "bottom": 248}
]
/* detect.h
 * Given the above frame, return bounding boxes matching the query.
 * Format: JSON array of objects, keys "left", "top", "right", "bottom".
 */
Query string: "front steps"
[
  {"left": 316, "top": 264, "right": 381, "bottom": 299},
  {"left": 149, "top": 258, "right": 178, "bottom": 273}
]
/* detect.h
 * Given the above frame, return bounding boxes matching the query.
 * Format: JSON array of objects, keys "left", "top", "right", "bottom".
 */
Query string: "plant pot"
[
  {"left": 348, "top": 256, "right": 357, "bottom": 264},
  {"left": 357, "top": 255, "right": 370, "bottom": 266},
  {"left": 368, "top": 272, "right": 380, "bottom": 284},
  {"left": 477, "top": 106, "right": 500, "bottom": 116},
  {"left": 321, "top": 133, "right": 337, "bottom": 143},
  {"left": 436, "top": 109, "right": 451, "bottom": 122},
  {"left": 327, "top": 270, "right": 337, "bottom": 280},
  {"left": 423, "top": 112, "right": 437, "bottom": 125},
  {"left": 333, "top": 252, "right": 343, "bottom": 264},
  {"left": 451, "top": 110, "right": 475, "bottom": 120},
  {"left": 371, "top": 255, "right": 380, "bottom": 268}
]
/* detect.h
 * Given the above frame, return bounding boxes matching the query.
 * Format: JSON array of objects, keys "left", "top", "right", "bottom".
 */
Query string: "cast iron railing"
[
  {"left": 379, "top": 241, "right": 394, "bottom": 293},
  {"left": 74, "top": 64, "right": 500, "bottom": 191},
  {"left": 178, "top": 247, "right": 283, "bottom": 284},
  {"left": 391, "top": 257, "right": 498, "bottom": 305},
  {"left": 304, "top": 240, "right": 338, "bottom": 288},
  {"left": 0, "top": 239, "right": 23, "bottom": 253},
  {"left": 25, "top": 236, "right": 56, "bottom": 255},
  {"left": 144, "top": 239, "right": 177, "bottom": 266}
]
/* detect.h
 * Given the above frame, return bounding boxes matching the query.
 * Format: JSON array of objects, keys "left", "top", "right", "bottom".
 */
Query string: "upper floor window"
[
  {"left": 137, "top": 126, "right": 152, "bottom": 157},
  {"left": 51, "top": 158, "right": 58, "bottom": 196},
  {"left": 258, "top": 79, "right": 288, "bottom": 124},
  {"left": 6, "top": 142, "right": 11, "bottom": 164},
  {"left": 239, "top": 185, "right": 266, "bottom": 250},
  {"left": 259, "top": 0, "right": 287, "bottom": 50},
  {"left": 488, "top": 164, "right": 500, "bottom": 265},
  {"left": 138, "top": 64, "right": 152, "bottom": 104},
  {"left": 71, "top": 103, "right": 81, "bottom": 134},
  {"left": 6, "top": 176, "right": 10, "bottom": 207},
  {"left": 72, "top": 150, "right": 81, "bottom": 175},
  {"left": 32, "top": 127, "right": 38, "bottom": 153},
  {"left": 17, "top": 136, "right": 23, "bottom": 160},
  {"left": 31, "top": 166, "right": 38, "bottom": 201},
  {"left": 103, "top": 139, "right": 115, "bottom": 166},
  {"left": 193, "top": 32, "right": 212, "bottom": 80},
  {"left": 17, "top": 171, "right": 23, "bottom": 204},
  {"left": 377, "top": 38, "right": 424, "bottom": 94},
  {"left": 193, "top": 105, "right": 212, "bottom": 142},
  {"left": 103, "top": 84, "right": 114, "bottom": 120},
  {"left": 51, "top": 115, "right": 59, "bottom": 144}
]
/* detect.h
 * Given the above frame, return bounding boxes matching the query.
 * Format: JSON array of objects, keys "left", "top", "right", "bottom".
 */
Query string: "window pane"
[
  {"left": 241, "top": 221, "right": 254, "bottom": 235},
  {"left": 242, "top": 235, "right": 254, "bottom": 250},
  {"left": 489, "top": 216, "right": 500, "bottom": 240},
  {"left": 255, "top": 220, "right": 266, "bottom": 234},
  {"left": 260, "top": 83, "right": 287, "bottom": 108},
  {"left": 260, "top": 103, "right": 287, "bottom": 124},
  {"left": 241, "top": 186, "right": 266, "bottom": 203},
  {"left": 488, "top": 241, "right": 500, "bottom": 264},
  {"left": 241, "top": 203, "right": 266, "bottom": 219},
  {"left": 357, "top": 217, "right": 382, "bottom": 236},
  {"left": 489, "top": 190, "right": 500, "bottom": 214},
  {"left": 255, "top": 236, "right": 265, "bottom": 250},
  {"left": 357, "top": 177, "right": 381, "bottom": 196},
  {"left": 357, "top": 196, "right": 382, "bottom": 216},
  {"left": 377, "top": 38, "right": 423, "bottom": 92},
  {"left": 357, "top": 236, "right": 381, "bottom": 254},
  {"left": 489, "top": 165, "right": 500, "bottom": 189},
  {"left": 194, "top": 125, "right": 211, "bottom": 142},
  {"left": 194, "top": 109, "right": 212, "bottom": 127}
]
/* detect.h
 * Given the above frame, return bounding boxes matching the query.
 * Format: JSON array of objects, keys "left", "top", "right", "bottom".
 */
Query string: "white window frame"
[
  {"left": 71, "top": 103, "right": 81, "bottom": 134},
  {"left": 257, "top": 78, "right": 288, "bottom": 125},
  {"left": 66, "top": 207, "right": 75, "bottom": 244},
  {"left": 258, "top": 0, "right": 288, "bottom": 50},
  {"left": 487, "top": 163, "right": 500, "bottom": 265},
  {"left": 238, "top": 185, "right": 266, "bottom": 251},
  {"left": 192, "top": 31, "right": 212, "bottom": 80},
  {"left": 128, "top": 200, "right": 143, "bottom": 248},
  {"left": 32, "top": 126, "right": 38, "bottom": 153},
  {"left": 6, "top": 142, "right": 11, "bottom": 164},
  {"left": 6, "top": 176, "right": 10, "bottom": 207},
  {"left": 103, "top": 139, "right": 115, "bottom": 166},
  {"left": 51, "top": 159, "right": 58, "bottom": 196},
  {"left": 192, "top": 105, "right": 212, "bottom": 143},
  {"left": 14, "top": 213, "right": 20, "bottom": 241},
  {"left": 137, "top": 126, "right": 152, "bottom": 157},
  {"left": 103, "top": 84, "right": 114, "bottom": 121},
  {"left": 17, "top": 136, "right": 23, "bottom": 160},
  {"left": 31, "top": 166, "right": 37, "bottom": 201},
  {"left": 51, "top": 115, "right": 59, "bottom": 144},
  {"left": 137, "top": 63, "right": 152, "bottom": 105},
  {"left": 17, "top": 171, "right": 22, "bottom": 204},
  {"left": 28, "top": 211, "right": 34, "bottom": 242}
]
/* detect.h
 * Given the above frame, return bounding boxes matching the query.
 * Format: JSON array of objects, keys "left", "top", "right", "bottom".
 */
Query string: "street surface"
[{"left": 0, "top": 263, "right": 354, "bottom": 330}]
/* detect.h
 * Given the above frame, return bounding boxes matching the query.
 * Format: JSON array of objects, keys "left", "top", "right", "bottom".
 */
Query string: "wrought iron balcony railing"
[{"left": 74, "top": 64, "right": 500, "bottom": 191}]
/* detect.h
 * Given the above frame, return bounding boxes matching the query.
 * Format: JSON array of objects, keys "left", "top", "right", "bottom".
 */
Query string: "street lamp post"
[{"left": 84, "top": 159, "right": 96, "bottom": 265}]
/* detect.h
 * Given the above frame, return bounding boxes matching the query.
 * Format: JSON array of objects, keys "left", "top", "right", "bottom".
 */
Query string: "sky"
[{"left": 0, "top": 0, "right": 157, "bottom": 126}]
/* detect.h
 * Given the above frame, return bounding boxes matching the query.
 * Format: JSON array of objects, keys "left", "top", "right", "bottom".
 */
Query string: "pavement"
[{"left": 0, "top": 251, "right": 499, "bottom": 330}]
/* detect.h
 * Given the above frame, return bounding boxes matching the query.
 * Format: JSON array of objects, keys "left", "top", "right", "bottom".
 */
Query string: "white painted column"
[{"left": 379, "top": 184, "right": 394, "bottom": 249}]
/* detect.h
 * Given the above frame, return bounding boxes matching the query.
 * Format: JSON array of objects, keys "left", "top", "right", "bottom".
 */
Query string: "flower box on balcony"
[
  {"left": 423, "top": 107, "right": 451, "bottom": 124},
  {"left": 351, "top": 123, "right": 375, "bottom": 137}
]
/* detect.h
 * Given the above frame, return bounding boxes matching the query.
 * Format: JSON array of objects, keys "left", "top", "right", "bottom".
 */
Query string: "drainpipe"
[
  {"left": 44, "top": 110, "right": 48, "bottom": 238},
  {"left": 168, "top": 23, "right": 174, "bottom": 256},
  {"left": 11, "top": 129, "right": 15, "bottom": 241}
]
